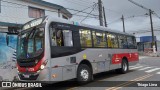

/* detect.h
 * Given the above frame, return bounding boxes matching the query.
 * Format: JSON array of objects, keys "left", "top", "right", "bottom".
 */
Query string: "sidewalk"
[
  {"left": 139, "top": 51, "right": 160, "bottom": 57},
  {"left": 139, "top": 56, "right": 150, "bottom": 59}
]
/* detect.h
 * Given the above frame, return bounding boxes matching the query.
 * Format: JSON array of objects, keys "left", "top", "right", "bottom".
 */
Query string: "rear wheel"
[
  {"left": 77, "top": 64, "right": 92, "bottom": 83},
  {"left": 116, "top": 59, "right": 128, "bottom": 74}
]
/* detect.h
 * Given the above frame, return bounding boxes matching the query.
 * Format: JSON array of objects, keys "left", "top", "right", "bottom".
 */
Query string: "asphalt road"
[
  {"left": 2, "top": 56, "right": 160, "bottom": 90},
  {"left": 53, "top": 56, "right": 160, "bottom": 90}
]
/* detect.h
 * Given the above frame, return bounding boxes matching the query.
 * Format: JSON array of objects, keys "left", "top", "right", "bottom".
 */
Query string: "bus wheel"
[
  {"left": 77, "top": 64, "right": 92, "bottom": 83},
  {"left": 116, "top": 59, "right": 128, "bottom": 74}
]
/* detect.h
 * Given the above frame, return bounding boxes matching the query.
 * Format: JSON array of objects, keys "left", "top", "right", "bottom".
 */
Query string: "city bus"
[{"left": 16, "top": 16, "right": 139, "bottom": 82}]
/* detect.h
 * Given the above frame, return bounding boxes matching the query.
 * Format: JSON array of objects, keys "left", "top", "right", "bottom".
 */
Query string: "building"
[
  {"left": 137, "top": 36, "right": 160, "bottom": 56},
  {"left": 0, "top": 0, "right": 72, "bottom": 33}
]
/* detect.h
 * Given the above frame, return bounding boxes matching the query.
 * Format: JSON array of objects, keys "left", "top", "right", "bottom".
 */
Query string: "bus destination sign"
[{"left": 22, "top": 18, "right": 43, "bottom": 30}]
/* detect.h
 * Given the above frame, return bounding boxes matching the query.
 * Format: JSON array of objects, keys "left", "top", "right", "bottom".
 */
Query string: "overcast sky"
[{"left": 44, "top": 0, "right": 160, "bottom": 40}]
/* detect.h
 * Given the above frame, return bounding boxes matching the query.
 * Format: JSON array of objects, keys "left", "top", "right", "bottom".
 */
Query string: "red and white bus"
[{"left": 16, "top": 16, "right": 139, "bottom": 82}]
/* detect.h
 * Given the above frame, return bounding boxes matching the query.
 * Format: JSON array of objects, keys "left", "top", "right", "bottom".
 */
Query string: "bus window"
[
  {"left": 127, "top": 36, "right": 136, "bottom": 49},
  {"left": 118, "top": 35, "right": 123, "bottom": 48},
  {"left": 79, "top": 29, "right": 92, "bottom": 47},
  {"left": 50, "top": 29, "right": 73, "bottom": 47},
  {"left": 118, "top": 35, "right": 127, "bottom": 49},
  {"left": 107, "top": 33, "right": 118, "bottom": 48},
  {"left": 118, "top": 36, "right": 128, "bottom": 49},
  {"left": 92, "top": 31, "right": 107, "bottom": 47},
  {"left": 63, "top": 30, "right": 73, "bottom": 46},
  {"left": 28, "top": 39, "right": 34, "bottom": 53}
]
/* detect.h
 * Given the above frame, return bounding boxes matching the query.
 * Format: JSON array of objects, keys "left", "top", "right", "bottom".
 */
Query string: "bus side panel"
[
  {"left": 48, "top": 48, "right": 138, "bottom": 81},
  {"left": 37, "top": 67, "right": 50, "bottom": 81},
  {"left": 110, "top": 49, "right": 139, "bottom": 67},
  {"left": 62, "top": 65, "right": 76, "bottom": 81},
  {"left": 51, "top": 66, "right": 63, "bottom": 81}
]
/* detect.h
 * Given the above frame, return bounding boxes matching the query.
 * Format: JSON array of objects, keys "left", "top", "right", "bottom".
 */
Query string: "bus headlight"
[{"left": 40, "top": 64, "right": 45, "bottom": 70}]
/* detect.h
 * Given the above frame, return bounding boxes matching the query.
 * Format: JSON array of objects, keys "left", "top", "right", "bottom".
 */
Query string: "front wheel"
[
  {"left": 116, "top": 59, "right": 128, "bottom": 74},
  {"left": 77, "top": 64, "right": 92, "bottom": 83}
]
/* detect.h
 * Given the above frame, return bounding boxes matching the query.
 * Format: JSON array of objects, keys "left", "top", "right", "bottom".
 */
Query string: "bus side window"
[
  {"left": 56, "top": 30, "right": 64, "bottom": 46},
  {"left": 118, "top": 35, "right": 123, "bottom": 48},
  {"left": 62, "top": 30, "right": 73, "bottom": 46},
  {"left": 127, "top": 36, "right": 136, "bottom": 49},
  {"left": 79, "top": 29, "right": 92, "bottom": 47},
  {"left": 123, "top": 36, "right": 128, "bottom": 49},
  {"left": 118, "top": 35, "right": 128, "bottom": 49},
  {"left": 92, "top": 31, "right": 107, "bottom": 47},
  {"left": 107, "top": 33, "right": 118, "bottom": 48},
  {"left": 50, "top": 28, "right": 57, "bottom": 46},
  {"left": 118, "top": 35, "right": 127, "bottom": 49},
  {"left": 50, "top": 28, "right": 73, "bottom": 47}
]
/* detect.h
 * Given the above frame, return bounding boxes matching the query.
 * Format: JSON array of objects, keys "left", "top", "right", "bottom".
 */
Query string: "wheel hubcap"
[
  {"left": 123, "top": 62, "right": 127, "bottom": 71},
  {"left": 80, "top": 69, "right": 89, "bottom": 81}
]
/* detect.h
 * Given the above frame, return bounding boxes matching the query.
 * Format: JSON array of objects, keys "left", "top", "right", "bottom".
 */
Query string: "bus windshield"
[{"left": 17, "top": 27, "right": 44, "bottom": 59}]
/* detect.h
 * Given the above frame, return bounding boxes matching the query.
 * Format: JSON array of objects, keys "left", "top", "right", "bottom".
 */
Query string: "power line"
[
  {"left": 153, "top": 12, "right": 160, "bottom": 19},
  {"left": 129, "top": 27, "right": 160, "bottom": 32},
  {"left": 81, "top": 5, "right": 97, "bottom": 23},
  {"left": 128, "top": 0, "right": 156, "bottom": 50},
  {"left": 124, "top": 13, "right": 149, "bottom": 20},
  {"left": 107, "top": 14, "right": 148, "bottom": 25},
  {"left": 66, "top": 8, "right": 99, "bottom": 16},
  {"left": 128, "top": 25, "right": 160, "bottom": 33},
  {"left": 107, "top": 18, "right": 121, "bottom": 25},
  {"left": 73, "top": 3, "right": 97, "bottom": 15},
  {"left": 128, "top": 0, "right": 149, "bottom": 11},
  {"left": 129, "top": 29, "right": 160, "bottom": 34}
]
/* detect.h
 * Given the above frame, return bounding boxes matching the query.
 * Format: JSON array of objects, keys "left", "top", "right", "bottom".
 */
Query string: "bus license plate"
[{"left": 23, "top": 74, "right": 30, "bottom": 78}]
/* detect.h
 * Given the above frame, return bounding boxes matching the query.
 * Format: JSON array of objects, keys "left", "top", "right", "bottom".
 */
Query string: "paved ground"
[
  {"left": 1, "top": 56, "right": 160, "bottom": 90},
  {"left": 53, "top": 56, "right": 160, "bottom": 90}
]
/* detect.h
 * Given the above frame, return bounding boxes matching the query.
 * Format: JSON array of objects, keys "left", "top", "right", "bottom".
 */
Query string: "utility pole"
[
  {"left": 121, "top": 15, "right": 125, "bottom": 32},
  {"left": 98, "top": 0, "right": 103, "bottom": 26},
  {"left": 103, "top": 6, "right": 107, "bottom": 27},
  {"left": 149, "top": 9, "right": 155, "bottom": 50},
  {"left": 128, "top": 0, "right": 157, "bottom": 52}
]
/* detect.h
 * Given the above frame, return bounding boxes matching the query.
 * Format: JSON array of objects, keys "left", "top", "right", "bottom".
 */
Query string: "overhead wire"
[
  {"left": 80, "top": 4, "right": 97, "bottom": 23},
  {"left": 73, "top": 3, "right": 98, "bottom": 15}
]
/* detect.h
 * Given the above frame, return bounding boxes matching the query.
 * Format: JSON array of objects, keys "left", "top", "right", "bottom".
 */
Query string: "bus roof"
[{"left": 27, "top": 16, "right": 134, "bottom": 36}]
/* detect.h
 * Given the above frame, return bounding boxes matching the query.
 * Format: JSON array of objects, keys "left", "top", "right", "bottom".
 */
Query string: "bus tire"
[
  {"left": 77, "top": 64, "right": 92, "bottom": 83},
  {"left": 116, "top": 59, "right": 128, "bottom": 74}
]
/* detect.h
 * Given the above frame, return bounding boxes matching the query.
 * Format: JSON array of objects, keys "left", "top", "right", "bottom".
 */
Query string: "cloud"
[{"left": 45, "top": 0, "right": 160, "bottom": 40}]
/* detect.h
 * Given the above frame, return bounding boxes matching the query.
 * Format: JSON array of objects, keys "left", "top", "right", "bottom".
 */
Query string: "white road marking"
[
  {"left": 129, "top": 66, "right": 137, "bottom": 68},
  {"left": 139, "top": 56, "right": 149, "bottom": 59},
  {"left": 156, "top": 72, "right": 160, "bottom": 74},
  {"left": 129, "top": 64, "right": 141, "bottom": 68},
  {"left": 139, "top": 67, "right": 152, "bottom": 70},
  {"left": 130, "top": 66, "right": 143, "bottom": 70},
  {"left": 145, "top": 68, "right": 160, "bottom": 73}
]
